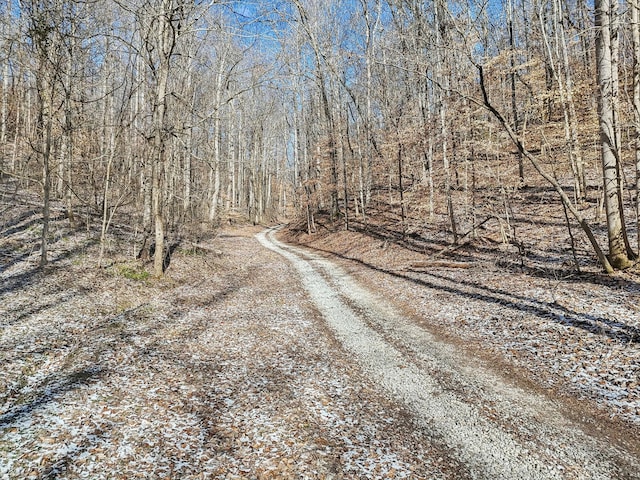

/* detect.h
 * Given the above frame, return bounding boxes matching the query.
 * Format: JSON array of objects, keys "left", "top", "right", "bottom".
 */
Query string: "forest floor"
[
  {"left": 1, "top": 187, "right": 640, "bottom": 479},
  {"left": 282, "top": 208, "right": 640, "bottom": 431}
]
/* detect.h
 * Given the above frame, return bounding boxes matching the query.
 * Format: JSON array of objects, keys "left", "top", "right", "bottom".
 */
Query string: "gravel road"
[
  {"left": 2, "top": 211, "right": 638, "bottom": 479},
  {"left": 257, "top": 226, "right": 640, "bottom": 480}
]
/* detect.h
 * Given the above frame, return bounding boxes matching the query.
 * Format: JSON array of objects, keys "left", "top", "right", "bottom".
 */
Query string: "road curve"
[{"left": 256, "top": 226, "right": 640, "bottom": 480}]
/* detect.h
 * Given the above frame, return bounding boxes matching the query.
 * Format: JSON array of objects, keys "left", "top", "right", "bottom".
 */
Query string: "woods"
[
  {"left": 1, "top": 0, "right": 640, "bottom": 274},
  {"left": 2, "top": 2, "right": 640, "bottom": 476}
]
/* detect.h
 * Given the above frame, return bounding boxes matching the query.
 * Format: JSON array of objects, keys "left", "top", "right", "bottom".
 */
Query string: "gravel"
[{"left": 258, "top": 226, "right": 640, "bottom": 480}]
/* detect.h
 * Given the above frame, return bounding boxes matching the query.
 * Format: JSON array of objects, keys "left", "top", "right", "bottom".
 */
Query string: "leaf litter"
[
  {"left": 2, "top": 190, "right": 640, "bottom": 479},
  {"left": 283, "top": 225, "right": 640, "bottom": 434},
  {"left": 0, "top": 200, "right": 462, "bottom": 479}
]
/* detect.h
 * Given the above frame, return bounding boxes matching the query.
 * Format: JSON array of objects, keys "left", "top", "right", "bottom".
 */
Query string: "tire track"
[{"left": 256, "top": 226, "right": 640, "bottom": 480}]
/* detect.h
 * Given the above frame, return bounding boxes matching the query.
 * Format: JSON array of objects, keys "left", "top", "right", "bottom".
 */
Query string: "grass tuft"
[{"left": 114, "top": 264, "right": 150, "bottom": 281}]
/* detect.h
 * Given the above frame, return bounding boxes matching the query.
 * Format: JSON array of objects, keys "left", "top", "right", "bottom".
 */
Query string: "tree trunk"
[
  {"left": 397, "top": 140, "right": 406, "bottom": 238},
  {"left": 507, "top": 0, "right": 524, "bottom": 183},
  {"left": 1, "top": 1, "right": 9, "bottom": 148},
  {"left": 557, "top": 0, "right": 586, "bottom": 202},
  {"left": 183, "top": 68, "right": 193, "bottom": 217},
  {"left": 151, "top": 0, "right": 176, "bottom": 277},
  {"left": 209, "top": 48, "right": 228, "bottom": 222},
  {"left": 62, "top": 25, "right": 76, "bottom": 226},
  {"left": 39, "top": 80, "right": 53, "bottom": 269},
  {"left": 341, "top": 104, "right": 350, "bottom": 231},
  {"left": 595, "top": 0, "right": 633, "bottom": 269},
  {"left": 633, "top": 0, "right": 640, "bottom": 253}
]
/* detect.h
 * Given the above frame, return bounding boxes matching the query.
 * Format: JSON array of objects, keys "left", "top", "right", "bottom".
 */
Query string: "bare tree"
[
  {"left": 595, "top": 0, "right": 635, "bottom": 269},
  {"left": 24, "top": 0, "right": 71, "bottom": 267},
  {"left": 633, "top": 0, "right": 640, "bottom": 253}
]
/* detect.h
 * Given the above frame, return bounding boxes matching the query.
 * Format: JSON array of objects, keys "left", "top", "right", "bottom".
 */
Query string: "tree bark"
[
  {"left": 507, "top": 0, "right": 524, "bottom": 183},
  {"left": 150, "top": 0, "right": 177, "bottom": 277},
  {"left": 633, "top": 0, "right": 640, "bottom": 253},
  {"left": 595, "top": 0, "right": 634, "bottom": 269}
]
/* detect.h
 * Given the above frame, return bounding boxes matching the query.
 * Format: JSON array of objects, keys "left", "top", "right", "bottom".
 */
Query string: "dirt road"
[
  {"left": 258, "top": 226, "right": 640, "bottom": 480},
  {"left": 1, "top": 221, "right": 639, "bottom": 479}
]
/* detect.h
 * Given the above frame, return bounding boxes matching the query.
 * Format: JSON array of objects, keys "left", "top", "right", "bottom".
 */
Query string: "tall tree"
[
  {"left": 291, "top": 0, "right": 340, "bottom": 221},
  {"left": 633, "top": 0, "right": 640, "bottom": 253},
  {"left": 136, "top": 0, "right": 191, "bottom": 276},
  {"left": 24, "top": 0, "right": 71, "bottom": 267},
  {"left": 595, "top": 0, "right": 635, "bottom": 269}
]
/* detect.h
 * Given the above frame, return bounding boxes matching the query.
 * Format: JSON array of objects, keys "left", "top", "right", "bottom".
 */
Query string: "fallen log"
[
  {"left": 405, "top": 260, "right": 474, "bottom": 270},
  {"left": 188, "top": 243, "right": 223, "bottom": 256}
]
